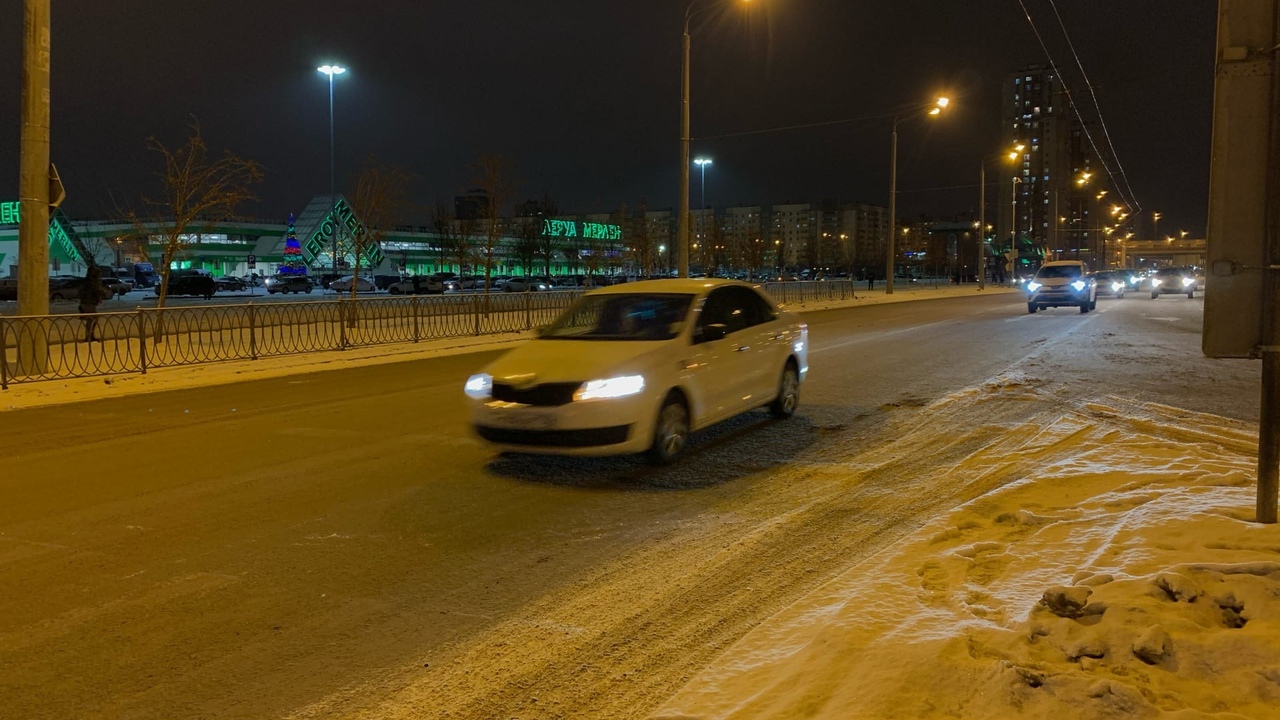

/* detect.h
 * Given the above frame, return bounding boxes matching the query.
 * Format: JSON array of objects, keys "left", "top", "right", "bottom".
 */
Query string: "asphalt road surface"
[{"left": 0, "top": 292, "right": 1261, "bottom": 719}]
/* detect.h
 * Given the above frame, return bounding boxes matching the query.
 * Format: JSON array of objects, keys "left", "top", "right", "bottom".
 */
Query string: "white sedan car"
[
  {"left": 329, "top": 275, "right": 376, "bottom": 293},
  {"left": 465, "top": 279, "right": 809, "bottom": 463}
]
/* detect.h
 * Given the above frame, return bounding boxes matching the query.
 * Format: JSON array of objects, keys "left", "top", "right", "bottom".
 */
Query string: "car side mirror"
[{"left": 697, "top": 323, "right": 729, "bottom": 343}]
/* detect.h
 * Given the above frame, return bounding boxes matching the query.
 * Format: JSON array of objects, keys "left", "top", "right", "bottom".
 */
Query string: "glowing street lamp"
[
  {"left": 887, "top": 96, "right": 951, "bottom": 294},
  {"left": 318, "top": 63, "right": 347, "bottom": 271},
  {"left": 693, "top": 157, "right": 713, "bottom": 210}
]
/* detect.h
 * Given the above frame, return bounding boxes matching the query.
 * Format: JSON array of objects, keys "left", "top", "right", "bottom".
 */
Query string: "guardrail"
[{"left": 0, "top": 281, "right": 856, "bottom": 388}]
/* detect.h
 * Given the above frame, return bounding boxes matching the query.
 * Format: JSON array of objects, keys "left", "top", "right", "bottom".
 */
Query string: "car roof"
[
  {"left": 1041, "top": 260, "right": 1086, "bottom": 267},
  {"left": 585, "top": 278, "right": 757, "bottom": 295}
]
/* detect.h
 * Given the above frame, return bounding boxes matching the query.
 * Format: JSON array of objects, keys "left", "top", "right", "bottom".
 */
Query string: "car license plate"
[{"left": 502, "top": 410, "right": 557, "bottom": 431}]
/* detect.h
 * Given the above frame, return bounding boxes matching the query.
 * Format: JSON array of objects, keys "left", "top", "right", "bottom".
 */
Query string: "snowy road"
[{"left": 0, "top": 292, "right": 1261, "bottom": 719}]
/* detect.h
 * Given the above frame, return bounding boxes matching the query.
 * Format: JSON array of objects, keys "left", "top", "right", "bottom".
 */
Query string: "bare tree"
[
  {"left": 127, "top": 119, "right": 263, "bottom": 308},
  {"left": 341, "top": 157, "right": 412, "bottom": 300},
  {"left": 741, "top": 236, "right": 768, "bottom": 280},
  {"left": 535, "top": 194, "right": 560, "bottom": 280},
  {"left": 630, "top": 201, "right": 657, "bottom": 278},
  {"left": 472, "top": 155, "right": 518, "bottom": 294},
  {"left": 431, "top": 199, "right": 463, "bottom": 273},
  {"left": 512, "top": 216, "right": 542, "bottom": 278}
]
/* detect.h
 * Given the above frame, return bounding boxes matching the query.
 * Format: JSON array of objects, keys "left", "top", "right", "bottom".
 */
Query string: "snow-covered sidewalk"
[{"left": 655, "top": 384, "right": 1278, "bottom": 719}]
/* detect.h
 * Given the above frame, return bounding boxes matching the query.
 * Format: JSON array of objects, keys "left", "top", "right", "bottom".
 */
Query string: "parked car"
[
  {"left": 215, "top": 275, "right": 250, "bottom": 292},
  {"left": 0, "top": 277, "right": 84, "bottom": 301},
  {"left": 329, "top": 275, "right": 376, "bottom": 293},
  {"left": 503, "top": 277, "right": 550, "bottom": 292},
  {"left": 101, "top": 276, "right": 131, "bottom": 298},
  {"left": 264, "top": 275, "right": 314, "bottom": 294},
  {"left": 387, "top": 276, "right": 445, "bottom": 294},
  {"left": 465, "top": 279, "right": 808, "bottom": 464},
  {"left": 1025, "top": 260, "right": 1096, "bottom": 314},
  {"left": 374, "top": 274, "right": 404, "bottom": 291},
  {"left": 444, "top": 276, "right": 479, "bottom": 292},
  {"left": 1090, "top": 271, "right": 1127, "bottom": 300},
  {"left": 1150, "top": 266, "right": 1197, "bottom": 299},
  {"left": 166, "top": 270, "right": 217, "bottom": 299}
]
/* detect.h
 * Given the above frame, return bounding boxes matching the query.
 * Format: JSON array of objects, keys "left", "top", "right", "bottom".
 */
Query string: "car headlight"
[
  {"left": 1151, "top": 279, "right": 1162, "bottom": 287},
  {"left": 1182, "top": 277, "right": 1195, "bottom": 287},
  {"left": 574, "top": 375, "right": 645, "bottom": 401},
  {"left": 1111, "top": 282, "right": 1124, "bottom": 292},
  {"left": 464, "top": 373, "right": 493, "bottom": 399},
  {"left": 1071, "top": 281, "right": 1086, "bottom": 291},
  {"left": 1026, "top": 282, "right": 1042, "bottom": 292}
]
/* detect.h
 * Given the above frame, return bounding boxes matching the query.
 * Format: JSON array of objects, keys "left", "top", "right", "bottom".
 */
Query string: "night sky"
[{"left": 1, "top": 1, "right": 1216, "bottom": 234}]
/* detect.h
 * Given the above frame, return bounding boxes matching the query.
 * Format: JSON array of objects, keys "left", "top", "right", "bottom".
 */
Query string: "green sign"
[
  {"left": 542, "top": 219, "right": 622, "bottom": 241},
  {"left": 1, "top": 201, "right": 82, "bottom": 263},
  {"left": 303, "top": 197, "right": 384, "bottom": 268}
]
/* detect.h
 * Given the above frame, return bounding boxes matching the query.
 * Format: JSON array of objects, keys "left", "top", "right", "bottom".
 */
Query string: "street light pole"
[
  {"left": 678, "top": 16, "right": 693, "bottom": 280},
  {"left": 887, "top": 121, "right": 899, "bottom": 294},
  {"left": 886, "top": 97, "right": 950, "bottom": 295},
  {"left": 318, "top": 64, "right": 346, "bottom": 273}
]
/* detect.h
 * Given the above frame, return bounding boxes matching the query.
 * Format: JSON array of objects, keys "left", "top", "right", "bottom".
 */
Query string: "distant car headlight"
[
  {"left": 1151, "top": 279, "right": 1162, "bottom": 287},
  {"left": 1111, "top": 282, "right": 1124, "bottom": 292},
  {"left": 1071, "top": 280, "right": 1086, "bottom": 292},
  {"left": 1026, "top": 282, "right": 1042, "bottom": 292},
  {"left": 574, "top": 375, "right": 645, "bottom": 401},
  {"left": 464, "top": 373, "right": 493, "bottom": 399},
  {"left": 1181, "top": 277, "right": 1195, "bottom": 287}
]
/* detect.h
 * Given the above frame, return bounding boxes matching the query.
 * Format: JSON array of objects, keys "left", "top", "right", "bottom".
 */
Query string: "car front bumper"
[
  {"left": 1029, "top": 286, "right": 1090, "bottom": 307},
  {"left": 469, "top": 391, "right": 658, "bottom": 456}
]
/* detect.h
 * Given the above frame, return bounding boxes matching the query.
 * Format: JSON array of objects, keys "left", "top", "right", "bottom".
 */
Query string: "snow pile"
[{"left": 655, "top": 397, "right": 1280, "bottom": 719}]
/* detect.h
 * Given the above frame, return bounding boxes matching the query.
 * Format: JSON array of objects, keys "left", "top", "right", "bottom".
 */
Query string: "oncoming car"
[
  {"left": 1026, "top": 260, "right": 1096, "bottom": 314},
  {"left": 1150, "top": 266, "right": 1197, "bottom": 299},
  {"left": 464, "top": 279, "right": 809, "bottom": 464}
]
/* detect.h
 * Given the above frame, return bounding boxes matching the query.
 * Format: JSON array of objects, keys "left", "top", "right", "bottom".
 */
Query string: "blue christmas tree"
[{"left": 281, "top": 213, "right": 307, "bottom": 275}]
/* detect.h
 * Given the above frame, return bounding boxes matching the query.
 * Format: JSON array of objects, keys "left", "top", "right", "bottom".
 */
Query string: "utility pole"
[
  {"left": 1204, "top": 0, "right": 1280, "bottom": 523},
  {"left": 18, "top": 0, "right": 52, "bottom": 374}
]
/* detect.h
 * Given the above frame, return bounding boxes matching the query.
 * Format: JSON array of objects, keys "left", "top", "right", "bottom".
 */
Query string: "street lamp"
[
  {"left": 1153, "top": 211, "right": 1163, "bottom": 241},
  {"left": 694, "top": 158, "right": 713, "bottom": 210},
  {"left": 318, "top": 63, "right": 346, "bottom": 272},
  {"left": 887, "top": 96, "right": 950, "bottom": 294},
  {"left": 679, "top": 0, "right": 752, "bottom": 279},
  {"left": 978, "top": 143, "right": 1022, "bottom": 291}
]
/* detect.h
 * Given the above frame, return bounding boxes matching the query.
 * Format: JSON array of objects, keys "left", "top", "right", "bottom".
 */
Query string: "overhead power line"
[{"left": 1014, "top": 0, "right": 1141, "bottom": 216}]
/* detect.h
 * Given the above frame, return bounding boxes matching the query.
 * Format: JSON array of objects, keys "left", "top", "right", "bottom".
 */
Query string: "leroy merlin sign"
[
  {"left": 302, "top": 197, "right": 384, "bottom": 268},
  {"left": 1, "top": 201, "right": 83, "bottom": 263},
  {"left": 542, "top": 219, "right": 622, "bottom": 241}
]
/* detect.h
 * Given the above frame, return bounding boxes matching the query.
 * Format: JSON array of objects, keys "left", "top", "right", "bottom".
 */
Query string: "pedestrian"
[
  {"left": 78, "top": 266, "right": 108, "bottom": 342},
  {"left": 867, "top": 272, "right": 874, "bottom": 292},
  {"left": 412, "top": 274, "right": 422, "bottom": 295}
]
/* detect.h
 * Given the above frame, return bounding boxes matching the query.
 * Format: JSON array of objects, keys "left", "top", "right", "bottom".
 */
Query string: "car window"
[
  {"left": 1035, "top": 265, "right": 1083, "bottom": 280},
  {"left": 541, "top": 293, "right": 694, "bottom": 341}
]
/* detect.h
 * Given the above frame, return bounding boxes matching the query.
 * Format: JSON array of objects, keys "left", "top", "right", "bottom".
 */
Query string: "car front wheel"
[
  {"left": 1027, "top": 302, "right": 1038, "bottom": 314},
  {"left": 648, "top": 393, "right": 690, "bottom": 465},
  {"left": 770, "top": 362, "right": 800, "bottom": 419},
  {"left": 1187, "top": 289, "right": 1195, "bottom": 299},
  {"left": 1151, "top": 292, "right": 1159, "bottom": 299}
]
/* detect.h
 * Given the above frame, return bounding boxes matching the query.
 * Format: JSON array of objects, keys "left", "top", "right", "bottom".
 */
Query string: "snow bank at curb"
[{"left": 655, "top": 384, "right": 1279, "bottom": 720}]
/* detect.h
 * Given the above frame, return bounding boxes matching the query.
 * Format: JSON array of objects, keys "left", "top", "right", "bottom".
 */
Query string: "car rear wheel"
[
  {"left": 648, "top": 393, "right": 690, "bottom": 465},
  {"left": 770, "top": 362, "right": 800, "bottom": 419},
  {"left": 50, "top": 293, "right": 64, "bottom": 301}
]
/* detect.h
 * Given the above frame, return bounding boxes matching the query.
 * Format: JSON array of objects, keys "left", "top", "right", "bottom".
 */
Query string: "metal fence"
[
  {"left": 0, "top": 290, "right": 584, "bottom": 388},
  {"left": 0, "top": 281, "right": 854, "bottom": 388}
]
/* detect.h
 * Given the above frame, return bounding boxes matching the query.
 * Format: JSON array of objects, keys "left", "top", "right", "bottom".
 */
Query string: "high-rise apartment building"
[{"left": 1000, "top": 64, "right": 1098, "bottom": 270}]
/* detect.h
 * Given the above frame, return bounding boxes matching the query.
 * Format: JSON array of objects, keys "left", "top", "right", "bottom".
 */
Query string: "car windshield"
[
  {"left": 541, "top": 293, "right": 695, "bottom": 341},
  {"left": 1156, "top": 268, "right": 1184, "bottom": 276},
  {"left": 1036, "top": 265, "right": 1083, "bottom": 279}
]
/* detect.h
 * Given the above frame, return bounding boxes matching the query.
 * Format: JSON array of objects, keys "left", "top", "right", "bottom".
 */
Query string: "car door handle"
[
  {"left": 773, "top": 334, "right": 786, "bottom": 341},
  {"left": 735, "top": 345, "right": 751, "bottom": 352}
]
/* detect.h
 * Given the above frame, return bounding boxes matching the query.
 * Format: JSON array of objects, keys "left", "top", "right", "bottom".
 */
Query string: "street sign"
[{"left": 247, "top": 254, "right": 256, "bottom": 269}]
